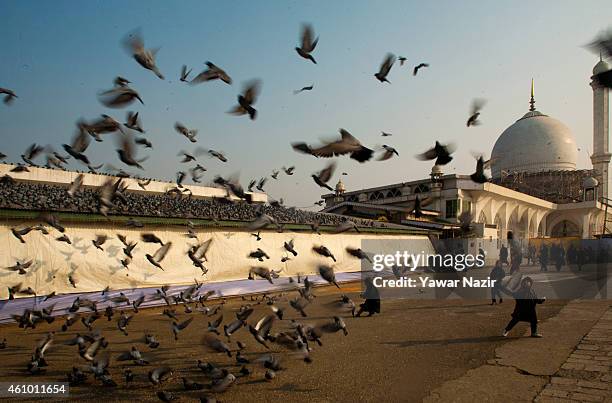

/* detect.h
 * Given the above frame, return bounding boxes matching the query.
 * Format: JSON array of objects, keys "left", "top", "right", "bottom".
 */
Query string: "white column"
[{"left": 591, "top": 76, "right": 611, "bottom": 198}]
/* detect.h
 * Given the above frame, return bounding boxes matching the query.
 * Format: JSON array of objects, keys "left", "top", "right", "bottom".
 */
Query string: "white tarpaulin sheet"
[{"left": 0, "top": 219, "right": 432, "bottom": 300}]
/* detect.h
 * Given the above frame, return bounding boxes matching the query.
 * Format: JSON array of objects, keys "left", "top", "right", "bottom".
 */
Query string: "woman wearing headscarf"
[
  {"left": 354, "top": 276, "right": 381, "bottom": 317},
  {"left": 502, "top": 276, "right": 545, "bottom": 338}
]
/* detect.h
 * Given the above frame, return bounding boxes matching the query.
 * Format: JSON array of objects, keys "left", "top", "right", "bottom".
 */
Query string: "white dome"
[{"left": 491, "top": 111, "right": 577, "bottom": 178}]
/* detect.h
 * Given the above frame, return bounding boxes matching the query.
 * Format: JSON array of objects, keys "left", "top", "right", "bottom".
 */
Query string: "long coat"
[{"left": 510, "top": 287, "right": 545, "bottom": 322}]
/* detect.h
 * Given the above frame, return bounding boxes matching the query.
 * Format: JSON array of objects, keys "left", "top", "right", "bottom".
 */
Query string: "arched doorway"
[{"left": 550, "top": 220, "right": 580, "bottom": 237}]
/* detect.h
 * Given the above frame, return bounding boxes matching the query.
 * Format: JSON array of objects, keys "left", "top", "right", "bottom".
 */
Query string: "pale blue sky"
[{"left": 0, "top": 0, "right": 611, "bottom": 207}]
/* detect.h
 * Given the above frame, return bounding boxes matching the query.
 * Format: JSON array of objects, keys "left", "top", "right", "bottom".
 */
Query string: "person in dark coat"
[
  {"left": 527, "top": 244, "right": 536, "bottom": 265},
  {"left": 499, "top": 244, "right": 509, "bottom": 266},
  {"left": 509, "top": 242, "right": 522, "bottom": 274},
  {"left": 355, "top": 276, "right": 380, "bottom": 317},
  {"left": 502, "top": 276, "right": 545, "bottom": 337},
  {"left": 576, "top": 246, "right": 586, "bottom": 271},
  {"left": 539, "top": 244, "right": 548, "bottom": 272},
  {"left": 566, "top": 244, "right": 577, "bottom": 269},
  {"left": 489, "top": 260, "right": 505, "bottom": 305},
  {"left": 554, "top": 243, "right": 565, "bottom": 272}
]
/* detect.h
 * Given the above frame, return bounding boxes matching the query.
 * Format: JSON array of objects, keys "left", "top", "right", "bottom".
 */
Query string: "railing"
[{"left": 599, "top": 196, "right": 612, "bottom": 235}]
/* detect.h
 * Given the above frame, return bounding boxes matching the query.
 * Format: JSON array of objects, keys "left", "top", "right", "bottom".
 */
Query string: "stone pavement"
[
  {"left": 424, "top": 300, "right": 611, "bottom": 403},
  {"left": 535, "top": 307, "right": 612, "bottom": 403}
]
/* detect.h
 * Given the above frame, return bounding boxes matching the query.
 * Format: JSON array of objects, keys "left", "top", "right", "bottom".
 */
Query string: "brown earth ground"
[{"left": 0, "top": 283, "right": 568, "bottom": 402}]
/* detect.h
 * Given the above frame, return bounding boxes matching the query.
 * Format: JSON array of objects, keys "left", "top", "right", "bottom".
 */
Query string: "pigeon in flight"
[
  {"left": 346, "top": 247, "right": 372, "bottom": 262},
  {"left": 381, "top": 131, "right": 393, "bottom": 137},
  {"left": 318, "top": 265, "right": 340, "bottom": 288},
  {"left": 123, "top": 29, "right": 164, "bottom": 79},
  {"left": 311, "top": 161, "right": 336, "bottom": 191},
  {"left": 228, "top": 80, "right": 261, "bottom": 120},
  {"left": 294, "top": 84, "right": 314, "bottom": 94},
  {"left": 117, "top": 134, "right": 147, "bottom": 169},
  {"left": 378, "top": 145, "right": 399, "bottom": 161},
  {"left": 292, "top": 128, "right": 373, "bottom": 162},
  {"left": 208, "top": 149, "right": 228, "bottom": 162},
  {"left": 92, "top": 235, "right": 108, "bottom": 251},
  {"left": 413, "top": 63, "right": 429, "bottom": 76},
  {"left": 417, "top": 141, "right": 455, "bottom": 166},
  {"left": 295, "top": 23, "right": 319, "bottom": 64},
  {"left": 466, "top": 98, "right": 486, "bottom": 127},
  {"left": 312, "top": 245, "right": 336, "bottom": 262},
  {"left": 284, "top": 239, "right": 298, "bottom": 256},
  {"left": 0, "top": 88, "right": 17, "bottom": 104},
  {"left": 125, "top": 111, "right": 145, "bottom": 133},
  {"left": 146, "top": 242, "right": 172, "bottom": 270},
  {"left": 98, "top": 84, "right": 143, "bottom": 108},
  {"left": 67, "top": 174, "right": 84, "bottom": 197},
  {"left": 256, "top": 177, "right": 267, "bottom": 191},
  {"left": 398, "top": 56, "right": 407, "bottom": 66},
  {"left": 4, "top": 260, "right": 33, "bottom": 275},
  {"left": 172, "top": 317, "right": 194, "bottom": 340},
  {"left": 63, "top": 125, "right": 91, "bottom": 165},
  {"left": 175, "top": 122, "right": 198, "bottom": 143},
  {"left": 190, "top": 62, "right": 232, "bottom": 85},
  {"left": 470, "top": 155, "right": 491, "bottom": 184},
  {"left": 375, "top": 53, "right": 396, "bottom": 83}
]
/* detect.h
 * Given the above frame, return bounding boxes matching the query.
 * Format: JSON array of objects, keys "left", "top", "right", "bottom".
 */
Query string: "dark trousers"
[
  {"left": 491, "top": 285, "right": 503, "bottom": 301},
  {"left": 505, "top": 317, "right": 537, "bottom": 334}
]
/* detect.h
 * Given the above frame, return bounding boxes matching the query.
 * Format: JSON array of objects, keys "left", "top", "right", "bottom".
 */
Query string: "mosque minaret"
[{"left": 591, "top": 55, "right": 611, "bottom": 199}]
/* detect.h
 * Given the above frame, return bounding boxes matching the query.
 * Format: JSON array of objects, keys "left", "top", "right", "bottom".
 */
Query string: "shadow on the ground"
[{"left": 381, "top": 335, "right": 503, "bottom": 348}]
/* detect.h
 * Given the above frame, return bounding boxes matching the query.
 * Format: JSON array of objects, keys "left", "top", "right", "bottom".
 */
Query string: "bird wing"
[
  {"left": 123, "top": 29, "right": 145, "bottom": 54},
  {"left": 153, "top": 242, "right": 172, "bottom": 262},
  {"left": 194, "top": 238, "right": 213, "bottom": 259},
  {"left": 317, "top": 161, "right": 336, "bottom": 183},
  {"left": 178, "top": 317, "right": 194, "bottom": 330},
  {"left": 254, "top": 314, "right": 275, "bottom": 335},
  {"left": 301, "top": 24, "right": 317, "bottom": 52},
  {"left": 72, "top": 127, "right": 91, "bottom": 153},
  {"left": 471, "top": 98, "right": 486, "bottom": 115},
  {"left": 242, "top": 80, "right": 261, "bottom": 104},
  {"left": 416, "top": 144, "right": 438, "bottom": 161},
  {"left": 379, "top": 53, "right": 396, "bottom": 76}
]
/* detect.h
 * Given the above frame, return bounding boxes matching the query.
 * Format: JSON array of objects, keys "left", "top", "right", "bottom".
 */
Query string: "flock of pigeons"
[
  {"left": 1, "top": 22, "right": 612, "bottom": 401},
  {"left": 10, "top": 272, "right": 357, "bottom": 402}
]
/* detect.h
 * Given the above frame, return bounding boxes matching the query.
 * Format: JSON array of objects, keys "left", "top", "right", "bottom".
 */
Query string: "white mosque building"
[{"left": 321, "top": 59, "right": 611, "bottom": 241}]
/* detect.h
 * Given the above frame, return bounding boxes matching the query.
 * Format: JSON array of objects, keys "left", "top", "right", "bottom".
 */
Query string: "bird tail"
[
  {"left": 351, "top": 147, "right": 374, "bottom": 163},
  {"left": 291, "top": 142, "right": 312, "bottom": 155}
]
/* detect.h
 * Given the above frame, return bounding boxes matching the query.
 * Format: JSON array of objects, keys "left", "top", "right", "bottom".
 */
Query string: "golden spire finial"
[{"left": 529, "top": 78, "right": 536, "bottom": 112}]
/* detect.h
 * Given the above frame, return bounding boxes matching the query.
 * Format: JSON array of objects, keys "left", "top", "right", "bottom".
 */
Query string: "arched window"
[
  {"left": 478, "top": 211, "right": 487, "bottom": 224},
  {"left": 414, "top": 183, "right": 430, "bottom": 194}
]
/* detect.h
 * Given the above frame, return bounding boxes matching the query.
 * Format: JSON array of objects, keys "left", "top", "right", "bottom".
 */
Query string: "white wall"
[{"left": 0, "top": 219, "right": 430, "bottom": 300}]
